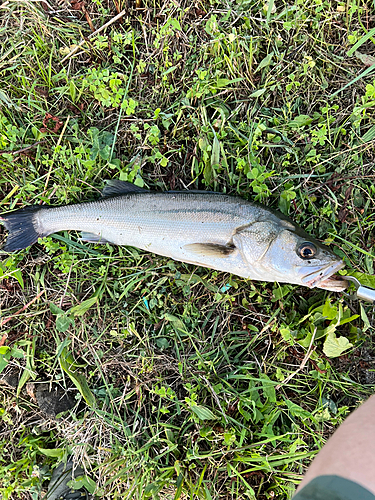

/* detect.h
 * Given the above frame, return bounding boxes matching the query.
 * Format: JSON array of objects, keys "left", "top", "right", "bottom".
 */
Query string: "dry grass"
[{"left": 1, "top": 0, "right": 375, "bottom": 499}]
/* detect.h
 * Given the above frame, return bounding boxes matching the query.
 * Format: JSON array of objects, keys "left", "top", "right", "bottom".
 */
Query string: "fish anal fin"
[
  {"left": 184, "top": 243, "right": 235, "bottom": 258},
  {"left": 102, "top": 180, "right": 147, "bottom": 197},
  {"left": 80, "top": 232, "right": 110, "bottom": 244}
]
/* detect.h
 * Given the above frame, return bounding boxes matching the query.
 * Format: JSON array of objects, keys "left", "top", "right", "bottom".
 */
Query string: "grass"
[{"left": 0, "top": 0, "right": 375, "bottom": 498}]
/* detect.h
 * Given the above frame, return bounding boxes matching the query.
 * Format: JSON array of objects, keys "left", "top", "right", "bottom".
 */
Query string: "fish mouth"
[{"left": 301, "top": 261, "right": 348, "bottom": 291}]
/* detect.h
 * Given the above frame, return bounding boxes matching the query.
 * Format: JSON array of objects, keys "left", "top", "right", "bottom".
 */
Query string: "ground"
[{"left": 0, "top": 0, "right": 375, "bottom": 499}]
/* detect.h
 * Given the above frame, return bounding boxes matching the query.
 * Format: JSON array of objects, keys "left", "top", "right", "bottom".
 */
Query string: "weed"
[{"left": 0, "top": 0, "right": 375, "bottom": 499}]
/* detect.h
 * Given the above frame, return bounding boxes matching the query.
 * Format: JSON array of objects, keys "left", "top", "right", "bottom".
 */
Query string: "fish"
[{"left": 0, "top": 180, "right": 347, "bottom": 291}]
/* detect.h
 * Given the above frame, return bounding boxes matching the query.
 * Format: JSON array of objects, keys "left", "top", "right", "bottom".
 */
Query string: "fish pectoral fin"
[
  {"left": 183, "top": 243, "right": 235, "bottom": 257},
  {"left": 80, "top": 232, "right": 111, "bottom": 244},
  {"left": 102, "top": 180, "right": 147, "bottom": 197}
]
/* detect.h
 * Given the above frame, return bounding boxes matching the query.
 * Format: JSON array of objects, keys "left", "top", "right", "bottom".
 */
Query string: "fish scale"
[
  {"left": 39, "top": 193, "right": 260, "bottom": 247},
  {"left": 0, "top": 180, "right": 347, "bottom": 291}
]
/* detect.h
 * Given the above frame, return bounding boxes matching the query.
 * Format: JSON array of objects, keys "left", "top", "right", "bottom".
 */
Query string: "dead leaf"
[
  {"left": 83, "top": 7, "right": 95, "bottom": 32},
  {"left": 338, "top": 185, "right": 353, "bottom": 223},
  {"left": 71, "top": 1, "right": 85, "bottom": 9},
  {"left": 355, "top": 51, "right": 375, "bottom": 67},
  {"left": 40, "top": 113, "right": 64, "bottom": 134},
  {"left": 195, "top": 8, "right": 206, "bottom": 16},
  {"left": 26, "top": 383, "right": 36, "bottom": 401},
  {"left": 35, "top": 87, "right": 49, "bottom": 98}
]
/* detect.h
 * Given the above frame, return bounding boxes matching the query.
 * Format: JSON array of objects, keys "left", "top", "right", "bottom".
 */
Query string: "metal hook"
[{"left": 344, "top": 276, "right": 375, "bottom": 304}]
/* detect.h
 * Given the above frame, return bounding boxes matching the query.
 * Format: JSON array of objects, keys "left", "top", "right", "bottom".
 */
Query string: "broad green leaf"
[
  {"left": 362, "top": 125, "right": 375, "bottom": 142},
  {"left": 170, "top": 18, "right": 181, "bottom": 31},
  {"left": 204, "top": 162, "right": 213, "bottom": 184},
  {"left": 360, "top": 303, "right": 371, "bottom": 332},
  {"left": 255, "top": 53, "right": 273, "bottom": 72},
  {"left": 50, "top": 303, "right": 65, "bottom": 315},
  {"left": 12, "top": 269, "right": 24, "bottom": 289},
  {"left": 288, "top": 115, "right": 313, "bottom": 128},
  {"left": 339, "top": 314, "right": 359, "bottom": 326},
  {"left": 69, "top": 80, "right": 77, "bottom": 103},
  {"left": 17, "top": 340, "right": 36, "bottom": 396},
  {"left": 144, "top": 483, "right": 160, "bottom": 496},
  {"left": 156, "top": 337, "right": 170, "bottom": 349},
  {"left": 285, "top": 399, "right": 312, "bottom": 419},
  {"left": 56, "top": 314, "right": 74, "bottom": 333},
  {"left": 10, "top": 347, "right": 24, "bottom": 359},
  {"left": 38, "top": 447, "right": 64, "bottom": 458},
  {"left": 164, "top": 313, "right": 186, "bottom": 332},
  {"left": 191, "top": 405, "right": 217, "bottom": 421},
  {"left": 68, "top": 476, "right": 97, "bottom": 494},
  {"left": 162, "top": 65, "right": 178, "bottom": 76},
  {"left": 216, "top": 78, "right": 231, "bottom": 88},
  {"left": 298, "top": 331, "right": 314, "bottom": 349},
  {"left": 350, "top": 272, "right": 375, "bottom": 289},
  {"left": 134, "top": 176, "right": 145, "bottom": 187},
  {"left": 211, "top": 136, "right": 220, "bottom": 166},
  {"left": 216, "top": 77, "right": 243, "bottom": 88},
  {"left": 280, "top": 327, "right": 292, "bottom": 341},
  {"left": 59, "top": 348, "right": 96, "bottom": 407},
  {"left": 0, "top": 348, "right": 11, "bottom": 374},
  {"left": 177, "top": 274, "right": 218, "bottom": 293},
  {"left": 261, "top": 374, "right": 276, "bottom": 402},
  {"left": 68, "top": 297, "right": 98, "bottom": 317},
  {"left": 250, "top": 88, "right": 267, "bottom": 98},
  {"left": 322, "top": 396, "right": 338, "bottom": 415},
  {"left": 223, "top": 431, "right": 236, "bottom": 446},
  {"left": 322, "top": 299, "right": 338, "bottom": 320},
  {"left": 0, "top": 89, "right": 21, "bottom": 109},
  {"left": 323, "top": 332, "right": 353, "bottom": 358},
  {"left": 99, "top": 145, "right": 111, "bottom": 160},
  {"left": 198, "top": 136, "right": 208, "bottom": 151}
]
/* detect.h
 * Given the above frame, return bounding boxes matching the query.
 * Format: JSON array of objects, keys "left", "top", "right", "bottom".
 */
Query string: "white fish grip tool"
[{"left": 344, "top": 276, "right": 375, "bottom": 303}]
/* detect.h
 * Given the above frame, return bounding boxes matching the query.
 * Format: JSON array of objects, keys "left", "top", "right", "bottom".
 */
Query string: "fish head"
[{"left": 235, "top": 220, "right": 347, "bottom": 291}]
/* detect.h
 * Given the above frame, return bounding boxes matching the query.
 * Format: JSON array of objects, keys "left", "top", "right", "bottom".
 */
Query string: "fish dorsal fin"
[
  {"left": 184, "top": 243, "right": 235, "bottom": 258},
  {"left": 102, "top": 180, "right": 147, "bottom": 197}
]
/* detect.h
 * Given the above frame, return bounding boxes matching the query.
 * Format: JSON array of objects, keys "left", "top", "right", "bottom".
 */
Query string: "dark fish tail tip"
[{"left": 0, "top": 206, "right": 46, "bottom": 252}]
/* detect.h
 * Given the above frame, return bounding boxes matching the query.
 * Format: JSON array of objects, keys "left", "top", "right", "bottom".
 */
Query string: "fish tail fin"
[{"left": 0, "top": 206, "right": 48, "bottom": 252}]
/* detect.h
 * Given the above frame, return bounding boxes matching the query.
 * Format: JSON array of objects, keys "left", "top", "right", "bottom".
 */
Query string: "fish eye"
[{"left": 297, "top": 242, "right": 317, "bottom": 260}]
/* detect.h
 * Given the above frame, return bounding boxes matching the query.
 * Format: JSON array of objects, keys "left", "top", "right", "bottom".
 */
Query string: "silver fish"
[{"left": 0, "top": 180, "right": 347, "bottom": 291}]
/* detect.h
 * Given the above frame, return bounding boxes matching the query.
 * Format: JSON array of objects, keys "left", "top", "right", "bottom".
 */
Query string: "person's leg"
[{"left": 294, "top": 394, "right": 375, "bottom": 497}]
